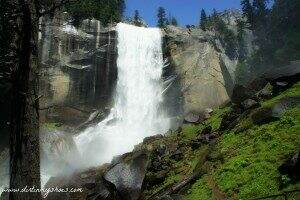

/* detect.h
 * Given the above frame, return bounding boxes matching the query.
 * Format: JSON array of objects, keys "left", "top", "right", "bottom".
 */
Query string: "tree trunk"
[{"left": 9, "top": 0, "right": 41, "bottom": 199}]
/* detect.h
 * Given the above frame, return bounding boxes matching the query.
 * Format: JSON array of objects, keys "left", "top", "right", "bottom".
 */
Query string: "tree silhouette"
[
  {"left": 157, "top": 6, "right": 167, "bottom": 28},
  {"left": 200, "top": 9, "right": 207, "bottom": 30}
]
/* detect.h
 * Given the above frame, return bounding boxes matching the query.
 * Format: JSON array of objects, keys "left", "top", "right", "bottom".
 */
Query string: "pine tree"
[
  {"left": 133, "top": 10, "right": 141, "bottom": 25},
  {"left": 241, "top": 0, "right": 254, "bottom": 28},
  {"left": 157, "top": 6, "right": 167, "bottom": 28},
  {"left": 200, "top": 9, "right": 207, "bottom": 30},
  {"left": 253, "top": 0, "right": 268, "bottom": 23},
  {"left": 171, "top": 17, "right": 178, "bottom": 26},
  {"left": 212, "top": 8, "right": 218, "bottom": 17}
]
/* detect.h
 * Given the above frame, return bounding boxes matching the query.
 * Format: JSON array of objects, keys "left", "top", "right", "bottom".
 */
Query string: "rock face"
[
  {"left": 163, "top": 10, "right": 254, "bottom": 114},
  {"left": 44, "top": 150, "right": 150, "bottom": 200},
  {"left": 251, "top": 96, "right": 300, "bottom": 125},
  {"left": 39, "top": 13, "right": 117, "bottom": 124},
  {"left": 104, "top": 151, "right": 150, "bottom": 200},
  {"left": 38, "top": 10, "right": 257, "bottom": 124}
]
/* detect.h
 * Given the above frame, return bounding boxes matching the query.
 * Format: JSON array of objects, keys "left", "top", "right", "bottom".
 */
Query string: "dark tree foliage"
[
  {"left": 65, "top": 0, "right": 126, "bottom": 26},
  {"left": 211, "top": 8, "right": 218, "bottom": 19},
  {"left": 237, "top": 0, "right": 300, "bottom": 85},
  {"left": 171, "top": 17, "right": 178, "bottom": 26},
  {"left": 157, "top": 6, "right": 167, "bottom": 28},
  {"left": 242, "top": 0, "right": 299, "bottom": 66},
  {"left": 134, "top": 10, "right": 140, "bottom": 22},
  {"left": 268, "top": 0, "right": 300, "bottom": 63},
  {"left": 133, "top": 9, "right": 144, "bottom": 26},
  {"left": 241, "top": 0, "right": 254, "bottom": 29},
  {"left": 205, "top": 10, "right": 238, "bottom": 59},
  {"left": 237, "top": 19, "right": 247, "bottom": 60},
  {"left": 200, "top": 9, "right": 207, "bottom": 30},
  {"left": 253, "top": 0, "right": 268, "bottom": 17}
]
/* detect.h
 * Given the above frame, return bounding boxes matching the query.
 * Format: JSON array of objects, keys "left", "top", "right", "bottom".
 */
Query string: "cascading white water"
[{"left": 74, "top": 23, "right": 170, "bottom": 167}]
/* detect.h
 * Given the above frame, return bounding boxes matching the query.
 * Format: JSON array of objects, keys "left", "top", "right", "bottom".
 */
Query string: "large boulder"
[
  {"left": 245, "top": 61, "right": 300, "bottom": 96},
  {"left": 231, "top": 85, "right": 254, "bottom": 104},
  {"left": 279, "top": 152, "right": 300, "bottom": 181},
  {"left": 45, "top": 165, "right": 111, "bottom": 200},
  {"left": 104, "top": 151, "right": 150, "bottom": 200},
  {"left": 241, "top": 99, "right": 259, "bottom": 110},
  {"left": 264, "top": 61, "right": 300, "bottom": 82},
  {"left": 251, "top": 96, "right": 300, "bottom": 125}
]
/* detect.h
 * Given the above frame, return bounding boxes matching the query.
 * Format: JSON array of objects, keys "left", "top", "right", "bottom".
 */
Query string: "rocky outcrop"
[
  {"left": 251, "top": 96, "right": 300, "bottom": 125},
  {"left": 231, "top": 60, "right": 300, "bottom": 104},
  {"left": 104, "top": 151, "right": 150, "bottom": 200},
  {"left": 163, "top": 10, "right": 254, "bottom": 114},
  {"left": 44, "top": 149, "right": 151, "bottom": 200},
  {"left": 39, "top": 13, "right": 117, "bottom": 124}
]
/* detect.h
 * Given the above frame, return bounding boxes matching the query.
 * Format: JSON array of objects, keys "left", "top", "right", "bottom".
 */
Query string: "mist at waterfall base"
[{"left": 39, "top": 23, "right": 172, "bottom": 187}]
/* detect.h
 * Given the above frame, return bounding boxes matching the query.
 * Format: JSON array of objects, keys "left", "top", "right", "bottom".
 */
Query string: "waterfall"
[{"left": 74, "top": 23, "right": 170, "bottom": 167}]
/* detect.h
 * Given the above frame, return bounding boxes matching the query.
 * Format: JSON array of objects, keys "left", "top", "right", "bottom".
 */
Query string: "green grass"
[
  {"left": 184, "top": 82, "right": 300, "bottom": 200},
  {"left": 185, "top": 175, "right": 213, "bottom": 200},
  {"left": 214, "top": 106, "right": 300, "bottom": 199},
  {"left": 145, "top": 82, "right": 300, "bottom": 200}
]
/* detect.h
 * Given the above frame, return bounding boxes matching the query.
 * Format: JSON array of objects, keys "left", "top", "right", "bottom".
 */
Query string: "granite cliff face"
[
  {"left": 163, "top": 10, "right": 254, "bottom": 114},
  {"left": 39, "top": 10, "right": 254, "bottom": 124},
  {"left": 39, "top": 13, "right": 117, "bottom": 125}
]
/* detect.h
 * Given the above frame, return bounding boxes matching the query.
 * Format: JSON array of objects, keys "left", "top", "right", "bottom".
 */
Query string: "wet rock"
[
  {"left": 184, "top": 113, "right": 201, "bottom": 124},
  {"left": 264, "top": 61, "right": 300, "bottom": 83},
  {"left": 251, "top": 96, "right": 300, "bottom": 125},
  {"left": 184, "top": 110, "right": 211, "bottom": 124},
  {"left": 231, "top": 85, "right": 254, "bottom": 104},
  {"left": 251, "top": 107, "right": 274, "bottom": 125},
  {"left": 276, "top": 81, "right": 288, "bottom": 87},
  {"left": 272, "top": 97, "right": 300, "bottom": 117},
  {"left": 257, "top": 83, "right": 273, "bottom": 99},
  {"left": 241, "top": 99, "right": 259, "bottom": 110},
  {"left": 104, "top": 151, "right": 150, "bottom": 200},
  {"left": 45, "top": 166, "right": 111, "bottom": 200},
  {"left": 247, "top": 77, "right": 269, "bottom": 92},
  {"left": 279, "top": 152, "right": 300, "bottom": 181}
]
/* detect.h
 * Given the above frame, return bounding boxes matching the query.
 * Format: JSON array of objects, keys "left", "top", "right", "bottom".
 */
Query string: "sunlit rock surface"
[
  {"left": 163, "top": 11, "right": 254, "bottom": 114},
  {"left": 39, "top": 13, "right": 117, "bottom": 124}
]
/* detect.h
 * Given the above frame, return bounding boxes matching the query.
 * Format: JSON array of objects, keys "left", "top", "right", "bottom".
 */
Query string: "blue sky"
[{"left": 125, "top": 0, "right": 242, "bottom": 27}]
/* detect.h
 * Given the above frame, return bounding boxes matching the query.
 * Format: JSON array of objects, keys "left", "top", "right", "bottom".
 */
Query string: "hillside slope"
[{"left": 142, "top": 82, "right": 300, "bottom": 200}]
